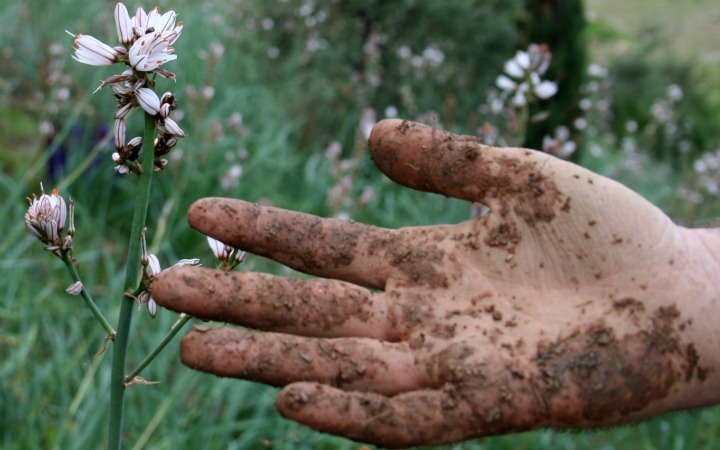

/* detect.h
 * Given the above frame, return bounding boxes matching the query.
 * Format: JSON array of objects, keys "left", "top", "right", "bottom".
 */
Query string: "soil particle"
[
  {"left": 484, "top": 222, "right": 521, "bottom": 248},
  {"left": 484, "top": 405, "right": 503, "bottom": 423},
  {"left": 430, "top": 323, "right": 458, "bottom": 339},
  {"left": 684, "top": 344, "right": 700, "bottom": 382},
  {"left": 283, "top": 386, "right": 310, "bottom": 410},
  {"left": 560, "top": 197, "right": 572, "bottom": 213},
  {"left": 388, "top": 244, "right": 449, "bottom": 288},
  {"left": 612, "top": 297, "right": 645, "bottom": 325}
]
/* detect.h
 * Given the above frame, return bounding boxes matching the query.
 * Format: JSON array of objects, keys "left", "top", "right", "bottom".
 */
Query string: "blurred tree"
[{"left": 518, "top": 0, "right": 588, "bottom": 150}]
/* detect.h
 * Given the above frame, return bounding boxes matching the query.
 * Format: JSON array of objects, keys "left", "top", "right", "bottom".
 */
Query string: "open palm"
[{"left": 154, "top": 119, "right": 714, "bottom": 448}]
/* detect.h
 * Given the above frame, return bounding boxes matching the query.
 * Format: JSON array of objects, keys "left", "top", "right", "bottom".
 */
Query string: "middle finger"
[{"left": 153, "top": 266, "right": 392, "bottom": 339}]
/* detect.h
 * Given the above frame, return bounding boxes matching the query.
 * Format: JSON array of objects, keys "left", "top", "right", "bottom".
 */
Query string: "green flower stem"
[
  {"left": 126, "top": 314, "right": 192, "bottom": 381},
  {"left": 107, "top": 112, "right": 156, "bottom": 450},
  {"left": 61, "top": 253, "right": 116, "bottom": 336}
]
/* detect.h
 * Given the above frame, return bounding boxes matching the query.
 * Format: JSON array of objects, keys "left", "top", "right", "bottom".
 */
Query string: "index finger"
[{"left": 187, "top": 198, "right": 396, "bottom": 290}]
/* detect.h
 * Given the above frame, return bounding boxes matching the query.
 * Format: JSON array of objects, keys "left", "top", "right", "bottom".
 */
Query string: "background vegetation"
[{"left": 1, "top": 0, "right": 719, "bottom": 448}]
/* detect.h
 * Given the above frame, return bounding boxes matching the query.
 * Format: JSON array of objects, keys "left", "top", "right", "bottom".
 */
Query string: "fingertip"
[
  {"left": 368, "top": 119, "right": 466, "bottom": 199},
  {"left": 149, "top": 265, "right": 184, "bottom": 308},
  {"left": 151, "top": 265, "right": 207, "bottom": 314},
  {"left": 179, "top": 326, "right": 232, "bottom": 373},
  {"left": 368, "top": 118, "right": 403, "bottom": 149},
  {"left": 187, "top": 197, "right": 231, "bottom": 236},
  {"left": 276, "top": 383, "right": 351, "bottom": 434}
]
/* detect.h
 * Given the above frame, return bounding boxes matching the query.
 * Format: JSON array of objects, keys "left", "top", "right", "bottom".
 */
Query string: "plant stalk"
[
  {"left": 126, "top": 314, "right": 191, "bottom": 381},
  {"left": 61, "top": 253, "right": 116, "bottom": 336},
  {"left": 107, "top": 113, "right": 156, "bottom": 450}
]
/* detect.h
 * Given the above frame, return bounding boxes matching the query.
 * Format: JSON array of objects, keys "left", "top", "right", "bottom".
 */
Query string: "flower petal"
[
  {"left": 496, "top": 75, "right": 517, "bottom": 92},
  {"left": 115, "top": 3, "right": 134, "bottom": 45},
  {"left": 504, "top": 59, "right": 525, "bottom": 79},
  {"left": 70, "top": 33, "right": 120, "bottom": 66},
  {"left": 135, "top": 88, "right": 161, "bottom": 115},
  {"left": 147, "top": 254, "right": 162, "bottom": 276},
  {"left": 163, "top": 117, "right": 185, "bottom": 137},
  {"left": 534, "top": 80, "right": 558, "bottom": 99},
  {"left": 207, "top": 236, "right": 227, "bottom": 260}
]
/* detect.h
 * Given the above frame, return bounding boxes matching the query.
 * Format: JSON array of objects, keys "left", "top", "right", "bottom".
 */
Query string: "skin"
[{"left": 152, "top": 119, "right": 720, "bottom": 448}]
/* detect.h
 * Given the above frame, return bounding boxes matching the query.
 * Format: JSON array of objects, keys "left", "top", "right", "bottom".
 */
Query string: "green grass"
[{"left": 2, "top": 0, "right": 720, "bottom": 449}]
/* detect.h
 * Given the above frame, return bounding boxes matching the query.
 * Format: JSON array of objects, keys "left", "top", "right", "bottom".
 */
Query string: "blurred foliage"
[
  {"left": 225, "top": 0, "right": 523, "bottom": 147},
  {"left": 607, "top": 48, "right": 720, "bottom": 164},
  {"left": 2, "top": 0, "right": 720, "bottom": 449}
]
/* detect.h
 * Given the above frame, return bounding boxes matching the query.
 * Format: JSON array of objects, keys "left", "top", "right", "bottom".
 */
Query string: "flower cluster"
[
  {"left": 67, "top": 3, "right": 185, "bottom": 174},
  {"left": 25, "top": 184, "right": 75, "bottom": 252},
  {"left": 207, "top": 236, "right": 248, "bottom": 271},
  {"left": 496, "top": 44, "right": 558, "bottom": 107}
]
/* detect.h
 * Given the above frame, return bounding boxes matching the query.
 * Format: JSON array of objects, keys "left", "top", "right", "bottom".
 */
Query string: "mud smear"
[
  {"left": 388, "top": 242, "right": 449, "bottom": 289},
  {"left": 535, "top": 305, "right": 702, "bottom": 422}
]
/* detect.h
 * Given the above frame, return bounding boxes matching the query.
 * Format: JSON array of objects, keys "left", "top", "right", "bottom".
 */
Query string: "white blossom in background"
[
  {"left": 542, "top": 125, "right": 577, "bottom": 159},
  {"left": 496, "top": 44, "right": 558, "bottom": 107},
  {"left": 693, "top": 149, "right": 720, "bottom": 196},
  {"left": 359, "top": 108, "right": 376, "bottom": 140},
  {"left": 67, "top": 2, "right": 185, "bottom": 174}
]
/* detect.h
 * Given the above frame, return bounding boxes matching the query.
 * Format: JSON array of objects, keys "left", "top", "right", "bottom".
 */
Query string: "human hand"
[{"left": 153, "top": 119, "right": 720, "bottom": 448}]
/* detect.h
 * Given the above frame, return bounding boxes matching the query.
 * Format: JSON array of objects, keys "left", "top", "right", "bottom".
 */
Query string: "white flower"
[
  {"left": 135, "top": 87, "right": 161, "bottom": 115},
  {"left": 128, "top": 32, "right": 178, "bottom": 72},
  {"left": 133, "top": 6, "right": 182, "bottom": 37},
  {"left": 67, "top": 32, "right": 121, "bottom": 66},
  {"left": 207, "top": 236, "right": 229, "bottom": 260},
  {"left": 207, "top": 236, "right": 247, "bottom": 267},
  {"left": 496, "top": 43, "right": 557, "bottom": 105},
  {"left": 25, "top": 184, "right": 68, "bottom": 245}
]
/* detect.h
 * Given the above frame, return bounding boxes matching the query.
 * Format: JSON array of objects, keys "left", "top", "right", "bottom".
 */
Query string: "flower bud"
[
  {"left": 66, "top": 281, "right": 84, "bottom": 296},
  {"left": 147, "top": 298, "right": 158, "bottom": 318},
  {"left": 25, "top": 184, "right": 69, "bottom": 247}
]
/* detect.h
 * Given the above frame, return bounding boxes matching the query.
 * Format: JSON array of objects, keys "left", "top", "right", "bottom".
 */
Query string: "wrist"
[
  {"left": 674, "top": 226, "right": 720, "bottom": 408},
  {"left": 686, "top": 227, "right": 720, "bottom": 295}
]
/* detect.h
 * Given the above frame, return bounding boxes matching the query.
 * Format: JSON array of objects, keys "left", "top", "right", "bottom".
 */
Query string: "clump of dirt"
[
  {"left": 534, "top": 305, "right": 693, "bottom": 422},
  {"left": 484, "top": 222, "right": 521, "bottom": 248},
  {"left": 388, "top": 244, "right": 449, "bottom": 288}
]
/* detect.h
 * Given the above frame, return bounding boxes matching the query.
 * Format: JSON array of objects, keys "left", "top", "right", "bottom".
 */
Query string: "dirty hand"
[{"left": 153, "top": 119, "right": 720, "bottom": 448}]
